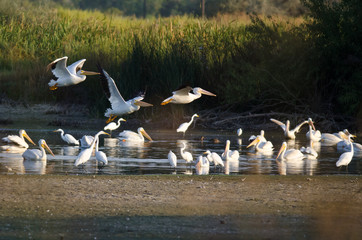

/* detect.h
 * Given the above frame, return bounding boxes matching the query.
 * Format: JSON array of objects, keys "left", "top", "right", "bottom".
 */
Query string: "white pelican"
[
  {"left": 168, "top": 150, "right": 177, "bottom": 168},
  {"left": 2, "top": 129, "right": 35, "bottom": 148},
  {"left": 95, "top": 138, "right": 107, "bottom": 165},
  {"left": 270, "top": 118, "right": 308, "bottom": 139},
  {"left": 177, "top": 114, "right": 199, "bottom": 136},
  {"left": 104, "top": 118, "right": 126, "bottom": 136},
  {"left": 118, "top": 127, "right": 153, "bottom": 142},
  {"left": 336, "top": 129, "right": 356, "bottom": 150},
  {"left": 204, "top": 150, "right": 224, "bottom": 167},
  {"left": 237, "top": 128, "right": 242, "bottom": 136},
  {"left": 300, "top": 141, "right": 318, "bottom": 159},
  {"left": 47, "top": 56, "right": 99, "bottom": 90},
  {"left": 222, "top": 140, "right": 240, "bottom": 161},
  {"left": 97, "top": 66, "right": 153, "bottom": 123},
  {"left": 180, "top": 142, "right": 193, "bottom": 164},
  {"left": 75, "top": 131, "right": 109, "bottom": 166},
  {"left": 248, "top": 130, "right": 267, "bottom": 143},
  {"left": 161, "top": 86, "right": 216, "bottom": 105},
  {"left": 22, "top": 139, "right": 54, "bottom": 161},
  {"left": 80, "top": 135, "right": 94, "bottom": 148},
  {"left": 336, "top": 131, "right": 354, "bottom": 168},
  {"left": 321, "top": 130, "right": 349, "bottom": 146},
  {"left": 306, "top": 118, "right": 321, "bottom": 142},
  {"left": 195, "top": 155, "right": 210, "bottom": 175},
  {"left": 276, "top": 142, "right": 304, "bottom": 161},
  {"left": 53, "top": 129, "right": 79, "bottom": 145},
  {"left": 247, "top": 136, "right": 274, "bottom": 153}
]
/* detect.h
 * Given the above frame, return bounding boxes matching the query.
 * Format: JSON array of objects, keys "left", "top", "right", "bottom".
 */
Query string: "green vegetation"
[{"left": 0, "top": 0, "right": 361, "bottom": 126}]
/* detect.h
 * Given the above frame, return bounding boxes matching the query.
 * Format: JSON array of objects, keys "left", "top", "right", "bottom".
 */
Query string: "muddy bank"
[{"left": 0, "top": 175, "right": 360, "bottom": 239}]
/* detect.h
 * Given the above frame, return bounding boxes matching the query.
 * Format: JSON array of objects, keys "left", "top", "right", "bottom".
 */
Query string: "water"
[{"left": 0, "top": 128, "right": 361, "bottom": 175}]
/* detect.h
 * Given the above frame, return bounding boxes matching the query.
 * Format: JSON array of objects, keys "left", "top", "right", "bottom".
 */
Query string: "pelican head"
[
  {"left": 20, "top": 130, "right": 36, "bottom": 145},
  {"left": 247, "top": 136, "right": 261, "bottom": 148},
  {"left": 193, "top": 87, "right": 216, "bottom": 97},
  {"left": 343, "top": 129, "right": 357, "bottom": 139},
  {"left": 139, "top": 127, "right": 153, "bottom": 141},
  {"left": 276, "top": 142, "right": 287, "bottom": 160},
  {"left": 39, "top": 139, "right": 55, "bottom": 157},
  {"left": 308, "top": 118, "right": 316, "bottom": 131},
  {"left": 79, "top": 70, "right": 100, "bottom": 76}
]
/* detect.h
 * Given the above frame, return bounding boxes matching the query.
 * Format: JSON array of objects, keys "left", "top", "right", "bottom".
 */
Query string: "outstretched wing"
[
  {"left": 67, "top": 59, "right": 86, "bottom": 75},
  {"left": 270, "top": 118, "right": 286, "bottom": 131},
  {"left": 47, "top": 56, "right": 71, "bottom": 79},
  {"left": 293, "top": 120, "right": 308, "bottom": 133},
  {"left": 172, "top": 85, "right": 193, "bottom": 96}
]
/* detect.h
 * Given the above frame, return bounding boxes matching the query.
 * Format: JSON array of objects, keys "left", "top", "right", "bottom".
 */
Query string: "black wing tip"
[{"left": 96, "top": 63, "right": 111, "bottom": 99}]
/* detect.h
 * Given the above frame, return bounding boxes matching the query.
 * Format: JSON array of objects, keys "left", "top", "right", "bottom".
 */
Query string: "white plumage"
[
  {"left": 180, "top": 142, "right": 193, "bottom": 164},
  {"left": 336, "top": 131, "right": 354, "bottom": 168},
  {"left": 204, "top": 150, "right": 224, "bottom": 167},
  {"left": 306, "top": 118, "right": 321, "bottom": 142},
  {"left": 161, "top": 86, "right": 216, "bottom": 105},
  {"left": 276, "top": 142, "right": 304, "bottom": 161},
  {"left": 270, "top": 118, "right": 308, "bottom": 139},
  {"left": 118, "top": 127, "right": 153, "bottom": 142},
  {"left": 222, "top": 140, "right": 240, "bottom": 161},
  {"left": 22, "top": 139, "right": 54, "bottom": 161},
  {"left": 104, "top": 118, "right": 126, "bottom": 135},
  {"left": 75, "top": 131, "right": 109, "bottom": 166},
  {"left": 53, "top": 129, "right": 79, "bottom": 145},
  {"left": 247, "top": 135, "right": 274, "bottom": 153},
  {"left": 176, "top": 114, "right": 199, "bottom": 136},
  {"left": 2, "top": 129, "right": 35, "bottom": 148},
  {"left": 95, "top": 138, "right": 108, "bottom": 165},
  {"left": 168, "top": 150, "right": 177, "bottom": 168}
]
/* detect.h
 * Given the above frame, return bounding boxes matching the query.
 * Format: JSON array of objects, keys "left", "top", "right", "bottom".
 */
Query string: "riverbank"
[{"left": 0, "top": 175, "right": 360, "bottom": 239}]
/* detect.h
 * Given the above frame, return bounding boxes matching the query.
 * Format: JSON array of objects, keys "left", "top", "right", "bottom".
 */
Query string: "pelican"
[
  {"left": 195, "top": 155, "right": 210, "bottom": 175},
  {"left": 95, "top": 138, "right": 107, "bottom": 165},
  {"left": 53, "top": 129, "right": 79, "bottom": 145},
  {"left": 270, "top": 118, "right": 308, "bottom": 139},
  {"left": 47, "top": 56, "right": 99, "bottom": 90},
  {"left": 306, "top": 118, "right": 321, "bottom": 142},
  {"left": 247, "top": 136, "right": 274, "bottom": 153},
  {"left": 104, "top": 118, "right": 126, "bottom": 136},
  {"left": 237, "top": 128, "right": 242, "bottom": 136},
  {"left": 2, "top": 129, "right": 35, "bottom": 148},
  {"left": 168, "top": 150, "right": 177, "bottom": 168},
  {"left": 336, "top": 129, "right": 357, "bottom": 150},
  {"left": 177, "top": 114, "right": 199, "bottom": 136},
  {"left": 80, "top": 135, "right": 94, "bottom": 148},
  {"left": 204, "top": 150, "right": 224, "bottom": 167},
  {"left": 336, "top": 130, "right": 354, "bottom": 168},
  {"left": 321, "top": 130, "right": 349, "bottom": 146},
  {"left": 74, "top": 131, "right": 109, "bottom": 166},
  {"left": 222, "top": 140, "right": 239, "bottom": 161},
  {"left": 97, "top": 66, "right": 153, "bottom": 123},
  {"left": 118, "top": 127, "right": 153, "bottom": 142},
  {"left": 22, "top": 139, "right": 54, "bottom": 161},
  {"left": 276, "top": 142, "right": 304, "bottom": 161},
  {"left": 300, "top": 141, "right": 318, "bottom": 159},
  {"left": 161, "top": 86, "right": 216, "bottom": 105},
  {"left": 248, "top": 130, "right": 267, "bottom": 143},
  {"left": 180, "top": 142, "right": 193, "bottom": 165}
]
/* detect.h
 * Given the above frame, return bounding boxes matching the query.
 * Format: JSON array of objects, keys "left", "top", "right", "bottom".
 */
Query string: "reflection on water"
[{"left": 0, "top": 129, "right": 361, "bottom": 176}]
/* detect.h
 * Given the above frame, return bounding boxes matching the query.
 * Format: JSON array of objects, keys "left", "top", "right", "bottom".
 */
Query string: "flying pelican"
[
  {"left": 80, "top": 135, "right": 94, "bottom": 148},
  {"left": 204, "top": 150, "right": 224, "bottom": 167},
  {"left": 177, "top": 114, "right": 199, "bottom": 136},
  {"left": 53, "top": 129, "right": 79, "bottom": 145},
  {"left": 306, "top": 118, "right": 321, "bottom": 142},
  {"left": 276, "top": 142, "right": 304, "bottom": 161},
  {"left": 168, "top": 150, "right": 177, "bottom": 168},
  {"left": 104, "top": 118, "right": 126, "bottom": 136},
  {"left": 47, "top": 56, "right": 99, "bottom": 90},
  {"left": 195, "top": 155, "right": 210, "bottom": 175},
  {"left": 95, "top": 138, "right": 107, "bottom": 165},
  {"left": 237, "top": 128, "right": 242, "bottom": 136},
  {"left": 270, "top": 118, "right": 308, "bottom": 139},
  {"left": 2, "top": 129, "right": 35, "bottom": 148},
  {"left": 180, "top": 142, "right": 193, "bottom": 166},
  {"left": 222, "top": 140, "right": 240, "bottom": 161},
  {"left": 97, "top": 66, "right": 153, "bottom": 123},
  {"left": 161, "top": 86, "right": 216, "bottom": 105},
  {"left": 74, "top": 131, "right": 109, "bottom": 166},
  {"left": 247, "top": 135, "right": 274, "bottom": 153},
  {"left": 336, "top": 130, "right": 354, "bottom": 168},
  {"left": 118, "top": 127, "right": 153, "bottom": 142},
  {"left": 22, "top": 139, "right": 55, "bottom": 161}
]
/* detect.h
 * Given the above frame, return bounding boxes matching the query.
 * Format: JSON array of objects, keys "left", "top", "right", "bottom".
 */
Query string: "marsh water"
[{"left": 0, "top": 128, "right": 361, "bottom": 176}]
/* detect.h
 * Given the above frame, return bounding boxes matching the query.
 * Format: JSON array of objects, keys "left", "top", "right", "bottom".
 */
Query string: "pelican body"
[
  {"left": 22, "top": 139, "right": 54, "bottom": 161},
  {"left": 177, "top": 114, "right": 199, "bottom": 136},
  {"left": 53, "top": 129, "right": 79, "bottom": 145},
  {"left": 47, "top": 56, "right": 99, "bottom": 90},
  {"left": 306, "top": 118, "right": 321, "bottom": 142},
  {"left": 270, "top": 118, "right": 308, "bottom": 139},
  {"left": 75, "top": 131, "right": 109, "bottom": 166},
  {"left": 222, "top": 140, "right": 240, "bottom": 161},
  {"left": 2, "top": 129, "right": 35, "bottom": 148},
  {"left": 118, "top": 127, "right": 153, "bottom": 142},
  {"left": 97, "top": 66, "right": 153, "bottom": 123},
  {"left": 195, "top": 155, "right": 210, "bottom": 175},
  {"left": 161, "top": 86, "right": 216, "bottom": 105},
  {"left": 276, "top": 142, "right": 304, "bottom": 161},
  {"left": 247, "top": 136, "right": 274, "bottom": 153}
]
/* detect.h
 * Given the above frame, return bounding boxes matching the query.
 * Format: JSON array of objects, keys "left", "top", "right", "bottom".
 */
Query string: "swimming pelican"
[
  {"left": 306, "top": 118, "right": 321, "bottom": 142},
  {"left": 75, "top": 131, "right": 109, "bottom": 166},
  {"left": 276, "top": 142, "right": 304, "bottom": 161},
  {"left": 104, "top": 118, "right": 126, "bottom": 136},
  {"left": 118, "top": 127, "right": 153, "bottom": 142},
  {"left": 161, "top": 86, "right": 216, "bottom": 105},
  {"left": 195, "top": 155, "right": 210, "bottom": 175},
  {"left": 237, "top": 128, "right": 242, "bottom": 136},
  {"left": 222, "top": 140, "right": 240, "bottom": 161},
  {"left": 177, "top": 114, "right": 199, "bottom": 136},
  {"left": 248, "top": 130, "right": 267, "bottom": 143},
  {"left": 2, "top": 129, "right": 35, "bottom": 148},
  {"left": 336, "top": 130, "right": 354, "bottom": 168},
  {"left": 300, "top": 141, "right": 318, "bottom": 159},
  {"left": 321, "top": 130, "right": 349, "bottom": 146},
  {"left": 180, "top": 142, "right": 193, "bottom": 165},
  {"left": 95, "top": 138, "right": 107, "bottom": 165},
  {"left": 204, "top": 150, "right": 224, "bottom": 167},
  {"left": 168, "top": 150, "right": 177, "bottom": 168},
  {"left": 80, "top": 135, "right": 94, "bottom": 148},
  {"left": 47, "top": 56, "right": 99, "bottom": 90},
  {"left": 270, "top": 118, "right": 308, "bottom": 139},
  {"left": 22, "top": 139, "right": 54, "bottom": 161},
  {"left": 53, "top": 129, "right": 79, "bottom": 145},
  {"left": 97, "top": 66, "right": 153, "bottom": 123},
  {"left": 247, "top": 136, "right": 274, "bottom": 153}
]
